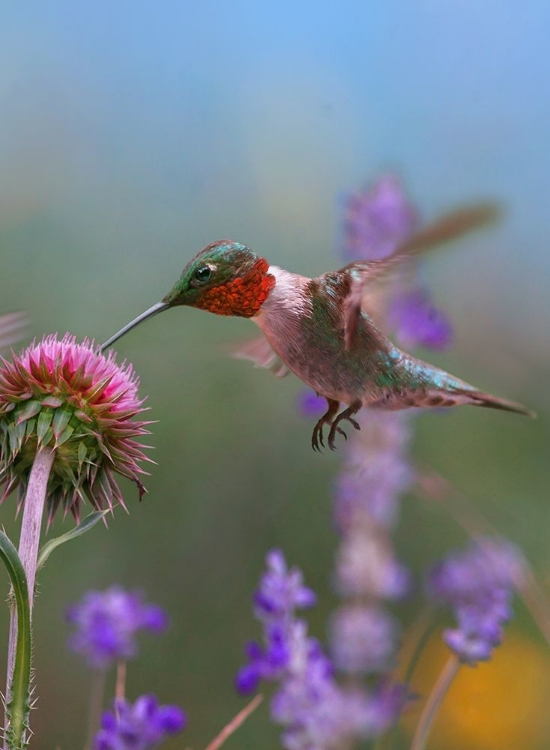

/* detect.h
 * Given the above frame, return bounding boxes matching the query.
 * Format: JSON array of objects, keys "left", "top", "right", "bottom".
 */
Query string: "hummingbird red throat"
[{"left": 101, "top": 205, "right": 534, "bottom": 450}]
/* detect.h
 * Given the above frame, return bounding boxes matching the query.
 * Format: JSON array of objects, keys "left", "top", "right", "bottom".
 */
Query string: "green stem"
[
  {"left": 0, "top": 533, "right": 31, "bottom": 750},
  {"left": 5, "top": 446, "right": 55, "bottom": 749},
  {"left": 402, "top": 609, "right": 440, "bottom": 687},
  {"left": 410, "top": 655, "right": 460, "bottom": 750}
]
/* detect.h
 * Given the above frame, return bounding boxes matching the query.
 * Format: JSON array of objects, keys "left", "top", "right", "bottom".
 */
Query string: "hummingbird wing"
[
  {"left": 231, "top": 335, "right": 290, "bottom": 377},
  {"left": 0, "top": 311, "right": 28, "bottom": 351},
  {"left": 339, "top": 203, "right": 499, "bottom": 348}
]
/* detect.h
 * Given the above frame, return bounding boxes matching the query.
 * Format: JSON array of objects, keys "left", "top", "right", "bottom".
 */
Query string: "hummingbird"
[{"left": 101, "top": 204, "right": 534, "bottom": 450}]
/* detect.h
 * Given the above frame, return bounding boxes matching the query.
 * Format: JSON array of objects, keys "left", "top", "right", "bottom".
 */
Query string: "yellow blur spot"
[{"left": 402, "top": 630, "right": 550, "bottom": 750}]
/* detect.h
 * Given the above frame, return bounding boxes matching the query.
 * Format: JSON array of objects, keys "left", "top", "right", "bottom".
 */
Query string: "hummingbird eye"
[{"left": 192, "top": 265, "right": 212, "bottom": 286}]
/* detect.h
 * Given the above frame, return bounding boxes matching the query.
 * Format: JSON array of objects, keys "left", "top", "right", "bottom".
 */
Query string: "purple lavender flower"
[
  {"left": 334, "top": 411, "right": 414, "bottom": 531},
  {"left": 341, "top": 175, "right": 418, "bottom": 261},
  {"left": 67, "top": 586, "right": 168, "bottom": 669},
  {"left": 253, "top": 549, "right": 317, "bottom": 620},
  {"left": 94, "top": 694, "right": 186, "bottom": 750},
  {"left": 237, "top": 550, "right": 406, "bottom": 749},
  {"left": 236, "top": 550, "right": 316, "bottom": 692},
  {"left": 334, "top": 523, "right": 411, "bottom": 601},
  {"left": 427, "top": 538, "right": 524, "bottom": 664},
  {"left": 332, "top": 411, "right": 413, "bottom": 604},
  {"left": 329, "top": 605, "right": 399, "bottom": 675},
  {"left": 388, "top": 286, "right": 453, "bottom": 351}
]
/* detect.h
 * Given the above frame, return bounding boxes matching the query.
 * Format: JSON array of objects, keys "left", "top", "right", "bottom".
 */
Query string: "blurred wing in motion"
[
  {"left": 232, "top": 335, "right": 289, "bottom": 377},
  {"left": 339, "top": 203, "right": 499, "bottom": 348},
  {"left": 0, "top": 311, "right": 28, "bottom": 351}
]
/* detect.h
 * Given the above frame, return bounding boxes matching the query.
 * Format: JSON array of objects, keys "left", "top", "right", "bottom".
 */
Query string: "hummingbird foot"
[
  {"left": 311, "top": 398, "right": 340, "bottom": 452},
  {"left": 328, "top": 401, "right": 362, "bottom": 451}
]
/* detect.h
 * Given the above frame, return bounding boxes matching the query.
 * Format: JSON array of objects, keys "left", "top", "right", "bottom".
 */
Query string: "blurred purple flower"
[
  {"left": 334, "top": 523, "right": 411, "bottom": 601},
  {"left": 362, "top": 683, "right": 410, "bottom": 735},
  {"left": 427, "top": 538, "right": 524, "bottom": 664},
  {"left": 334, "top": 411, "right": 414, "bottom": 531},
  {"left": 342, "top": 411, "right": 414, "bottom": 496},
  {"left": 67, "top": 586, "right": 168, "bottom": 669},
  {"left": 332, "top": 411, "right": 413, "bottom": 604},
  {"left": 296, "top": 390, "right": 327, "bottom": 418},
  {"left": 329, "top": 605, "right": 399, "bottom": 675},
  {"left": 388, "top": 286, "right": 453, "bottom": 351},
  {"left": 328, "top": 408, "right": 413, "bottom": 703},
  {"left": 341, "top": 175, "right": 418, "bottom": 261},
  {"left": 253, "top": 549, "right": 317, "bottom": 620},
  {"left": 94, "top": 694, "right": 186, "bottom": 750},
  {"left": 237, "top": 550, "right": 407, "bottom": 749}
]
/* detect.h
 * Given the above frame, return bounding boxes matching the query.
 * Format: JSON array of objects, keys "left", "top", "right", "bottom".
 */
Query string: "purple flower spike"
[
  {"left": 237, "top": 550, "right": 407, "bottom": 748},
  {"left": 67, "top": 586, "right": 168, "bottom": 669},
  {"left": 329, "top": 605, "right": 399, "bottom": 675},
  {"left": 362, "top": 683, "right": 410, "bottom": 735},
  {"left": 341, "top": 175, "right": 418, "bottom": 261},
  {"left": 334, "top": 411, "right": 414, "bottom": 532},
  {"left": 427, "top": 537, "right": 524, "bottom": 664},
  {"left": 388, "top": 286, "right": 453, "bottom": 351},
  {"left": 94, "top": 694, "right": 186, "bottom": 750},
  {"left": 253, "top": 548, "right": 316, "bottom": 621}
]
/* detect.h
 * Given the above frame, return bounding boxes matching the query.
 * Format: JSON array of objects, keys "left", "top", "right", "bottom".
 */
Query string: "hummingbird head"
[
  {"left": 163, "top": 240, "right": 275, "bottom": 316},
  {"left": 100, "top": 240, "right": 275, "bottom": 351}
]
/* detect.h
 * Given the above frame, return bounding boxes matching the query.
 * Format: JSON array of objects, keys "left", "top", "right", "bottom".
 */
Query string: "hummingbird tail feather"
[
  {"left": 394, "top": 356, "right": 534, "bottom": 417},
  {"left": 463, "top": 389, "right": 536, "bottom": 418}
]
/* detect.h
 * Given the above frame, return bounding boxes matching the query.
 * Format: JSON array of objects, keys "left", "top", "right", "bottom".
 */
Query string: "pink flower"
[{"left": 0, "top": 334, "right": 151, "bottom": 522}]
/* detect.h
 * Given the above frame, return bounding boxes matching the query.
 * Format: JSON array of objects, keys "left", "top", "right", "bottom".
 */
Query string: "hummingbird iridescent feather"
[{"left": 100, "top": 204, "right": 534, "bottom": 450}]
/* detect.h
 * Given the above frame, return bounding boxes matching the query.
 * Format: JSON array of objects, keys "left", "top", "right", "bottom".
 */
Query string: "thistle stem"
[
  {"left": 5, "top": 446, "right": 54, "bottom": 742},
  {"left": 16, "top": 447, "right": 55, "bottom": 599},
  {"left": 410, "top": 654, "right": 460, "bottom": 750}
]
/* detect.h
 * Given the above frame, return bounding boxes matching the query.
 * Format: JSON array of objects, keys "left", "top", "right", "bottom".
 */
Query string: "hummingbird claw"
[
  {"left": 329, "top": 426, "right": 348, "bottom": 451},
  {"left": 311, "top": 398, "right": 341, "bottom": 452},
  {"left": 327, "top": 401, "right": 362, "bottom": 451},
  {"left": 312, "top": 422, "right": 327, "bottom": 451}
]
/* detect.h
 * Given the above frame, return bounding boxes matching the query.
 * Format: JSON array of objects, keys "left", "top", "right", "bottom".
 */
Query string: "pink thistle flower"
[{"left": 0, "top": 334, "right": 151, "bottom": 523}]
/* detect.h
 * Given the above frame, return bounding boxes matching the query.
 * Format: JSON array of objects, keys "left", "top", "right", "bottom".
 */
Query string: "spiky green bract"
[
  {"left": 0, "top": 335, "right": 151, "bottom": 523},
  {"left": 37, "top": 510, "right": 109, "bottom": 570},
  {"left": 0, "top": 531, "right": 31, "bottom": 750}
]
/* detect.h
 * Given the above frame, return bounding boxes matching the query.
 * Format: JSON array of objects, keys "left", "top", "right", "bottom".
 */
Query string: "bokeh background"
[{"left": 1, "top": 1, "right": 549, "bottom": 748}]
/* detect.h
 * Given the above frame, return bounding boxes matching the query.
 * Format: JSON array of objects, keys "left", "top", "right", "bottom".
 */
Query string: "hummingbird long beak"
[{"left": 100, "top": 302, "right": 170, "bottom": 352}]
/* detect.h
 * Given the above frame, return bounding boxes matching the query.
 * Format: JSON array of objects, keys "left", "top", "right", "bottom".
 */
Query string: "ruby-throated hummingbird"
[{"left": 101, "top": 204, "right": 534, "bottom": 450}]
